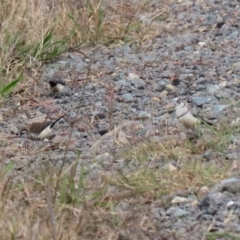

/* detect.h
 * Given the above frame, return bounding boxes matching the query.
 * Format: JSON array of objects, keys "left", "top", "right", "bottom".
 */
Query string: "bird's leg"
[{"left": 186, "top": 127, "right": 201, "bottom": 141}]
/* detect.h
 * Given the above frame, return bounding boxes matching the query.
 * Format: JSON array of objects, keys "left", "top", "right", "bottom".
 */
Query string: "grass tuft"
[{"left": 0, "top": 0, "right": 236, "bottom": 238}]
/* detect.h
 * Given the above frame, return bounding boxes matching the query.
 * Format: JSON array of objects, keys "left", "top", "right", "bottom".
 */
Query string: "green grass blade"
[
  {"left": 0, "top": 72, "right": 23, "bottom": 97},
  {"left": 43, "top": 28, "right": 54, "bottom": 46}
]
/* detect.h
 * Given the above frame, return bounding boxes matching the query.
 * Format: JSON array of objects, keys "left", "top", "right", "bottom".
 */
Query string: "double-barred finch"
[
  {"left": 175, "top": 101, "right": 212, "bottom": 129},
  {"left": 20, "top": 114, "right": 65, "bottom": 140},
  {"left": 49, "top": 75, "right": 66, "bottom": 93}
]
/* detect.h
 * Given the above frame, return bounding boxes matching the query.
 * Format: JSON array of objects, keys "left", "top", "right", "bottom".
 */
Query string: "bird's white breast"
[
  {"left": 176, "top": 103, "right": 201, "bottom": 129},
  {"left": 178, "top": 111, "right": 201, "bottom": 129},
  {"left": 56, "top": 83, "right": 64, "bottom": 92},
  {"left": 31, "top": 126, "right": 53, "bottom": 139}
]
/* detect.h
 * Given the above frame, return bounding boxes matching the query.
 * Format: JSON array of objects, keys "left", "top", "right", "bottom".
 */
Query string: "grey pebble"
[
  {"left": 229, "top": 31, "right": 239, "bottom": 39},
  {"left": 213, "top": 104, "right": 227, "bottom": 113},
  {"left": 121, "top": 93, "right": 134, "bottom": 103},
  {"left": 166, "top": 206, "right": 189, "bottom": 218},
  {"left": 192, "top": 96, "right": 216, "bottom": 106},
  {"left": 217, "top": 178, "right": 240, "bottom": 193}
]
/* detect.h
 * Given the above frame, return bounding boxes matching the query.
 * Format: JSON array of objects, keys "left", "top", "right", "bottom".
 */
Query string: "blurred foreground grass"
[
  {"left": 0, "top": 0, "right": 236, "bottom": 239},
  {"left": 0, "top": 133, "right": 233, "bottom": 239}
]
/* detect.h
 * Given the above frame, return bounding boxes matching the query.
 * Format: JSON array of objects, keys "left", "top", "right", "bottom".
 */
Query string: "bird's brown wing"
[{"left": 29, "top": 121, "right": 52, "bottom": 134}]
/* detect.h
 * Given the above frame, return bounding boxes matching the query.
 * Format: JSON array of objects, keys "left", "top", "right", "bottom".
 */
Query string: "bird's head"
[
  {"left": 176, "top": 100, "right": 185, "bottom": 108},
  {"left": 49, "top": 80, "right": 57, "bottom": 88},
  {"left": 173, "top": 98, "right": 186, "bottom": 110},
  {"left": 19, "top": 127, "right": 29, "bottom": 138}
]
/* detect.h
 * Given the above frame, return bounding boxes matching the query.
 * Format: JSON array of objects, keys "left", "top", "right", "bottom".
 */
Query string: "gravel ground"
[{"left": 2, "top": 0, "right": 240, "bottom": 239}]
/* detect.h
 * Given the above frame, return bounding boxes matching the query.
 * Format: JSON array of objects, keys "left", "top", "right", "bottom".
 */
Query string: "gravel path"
[{"left": 2, "top": 0, "right": 240, "bottom": 239}]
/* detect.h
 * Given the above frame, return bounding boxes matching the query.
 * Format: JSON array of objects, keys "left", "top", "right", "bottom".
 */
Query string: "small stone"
[
  {"left": 121, "top": 93, "right": 133, "bottom": 103},
  {"left": 132, "top": 111, "right": 152, "bottom": 120},
  {"left": 171, "top": 196, "right": 191, "bottom": 204},
  {"left": 159, "top": 90, "right": 168, "bottom": 100},
  {"left": 233, "top": 62, "right": 240, "bottom": 72},
  {"left": 9, "top": 124, "right": 18, "bottom": 134},
  {"left": 95, "top": 153, "right": 114, "bottom": 165},
  {"left": 219, "top": 81, "right": 227, "bottom": 87},
  {"left": 83, "top": 57, "right": 90, "bottom": 63},
  {"left": 213, "top": 105, "right": 227, "bottom": 113},
  {"left": 127, "top": 73, "right": 146, "bottom": 88},
  {"left": 198, "top": 195, "right": 211, "bottom": 210},
  {"left": 167, "top": 206, "right": 188, "bottom": 217},
  {"left": 128, "top": 73, "right": 140, "bottom": 79},
  {"left": 70, "top": 111, "right": 77, "bottom": 118},
  {"left": 115, "top": 79, "right": 131, "bottom": 87},
  {"left": 218, "top": 178, "right": 240, "bottom": 193},
  {"left": 196, "top": 84, "right": 207, "bottom": 91},
  {"left": 203, "top": 150, "right": 213, "bottom": 161},
  {"left": 192, "top": 96, "right": 215, "bottom": 106},
  {"left": 199, "top": 186, "right": 209, "bottom": 196},
  {"left": 164, "top": 163, "right": 177, "bottom": 172},
  {"left": 184, "top": 45, "right": 193, "bottom": 51},
  {"left": 225, "top": 152, "right": 238, "bottom": 160},
  {"left": 163, "top": 102, "right": 175, "bottom": 110},
  {"left": 52, "top": 135, "right": 64, "bottom": 145},
  {"left": 191, "top": 200, "right": 199, "bottom": 207},
  {"left": 207, "top": 85, "right": 220, "bottom": 94},
  {"left": 166, "top": 84, "right": 177, "bottom": 92},
  {"left": 198, "top": 42, "right": 206, "bottom": 47},
  {"left": 229, "top": 31, "right": 238, "bottom": 39},
  {"left": 227, "top": 201, "right": 235, "bottom": 209},
  {"left": 137, "top": 127, "right": 154, "bottom": 137}
]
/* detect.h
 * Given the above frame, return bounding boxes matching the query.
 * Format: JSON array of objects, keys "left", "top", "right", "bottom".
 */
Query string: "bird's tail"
[
  {"left": 193, "top": 114, "right": 213, "bottom": 126},
  {"left": 50, "top": 114, "right": 65, "bottom": 128}
]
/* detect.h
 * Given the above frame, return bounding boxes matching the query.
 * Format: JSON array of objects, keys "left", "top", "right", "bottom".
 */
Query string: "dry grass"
[
  {"left": 0, "top": 0, "right": 236, "bottom": 239},
  {"left": 0, "top": 0, "right": 168, "bottom": 92},
  {"left": 0, "top": 132, "right": 233, "bottom": 239}
]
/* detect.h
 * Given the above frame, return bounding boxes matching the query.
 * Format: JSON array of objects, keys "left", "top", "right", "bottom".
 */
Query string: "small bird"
[
  {"left": 49, "top": 74, "right": 66, "bottom": 93},
  {"left": 175, "top": 101, "right": 212, "bottom": 129},
  {"left": 20, "top": 114, "right": 65, "bottom": 140}
]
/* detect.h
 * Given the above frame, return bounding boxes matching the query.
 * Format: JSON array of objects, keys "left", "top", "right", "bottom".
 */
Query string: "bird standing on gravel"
[
  {"left": 175, "top": 101, "right": 212, "bottom": 129},
  {"left": 20, "top": 114, "right": 65, "bottom": 140},
  {"left": 49, "top": 74, "right": 66, "bottom": 93}
]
